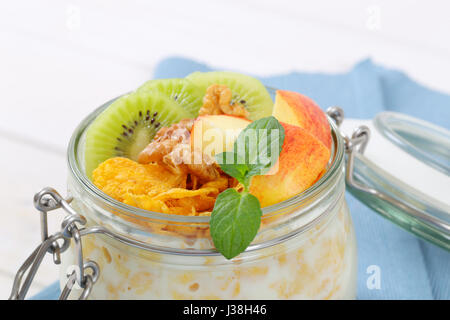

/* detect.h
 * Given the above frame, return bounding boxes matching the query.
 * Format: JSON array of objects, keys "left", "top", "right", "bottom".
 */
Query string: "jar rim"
[{"left": 67, "top": 90, "right": 345, "bottom": 225}]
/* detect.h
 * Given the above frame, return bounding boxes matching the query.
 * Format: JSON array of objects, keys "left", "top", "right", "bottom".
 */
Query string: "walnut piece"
[
  {"left": 198, "top": 84, "right": 250, "bottom": 118},
  {"left": 163, "top": 144, "right": 221, "bottom": 182},
  {"left": 138, "top": 119, "right": 193, "bottom": 164},
  {"left": 138, "top": 119, "right": 220, "bottom": 183}
]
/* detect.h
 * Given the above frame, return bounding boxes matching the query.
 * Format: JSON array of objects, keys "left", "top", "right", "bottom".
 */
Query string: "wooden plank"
[
  {"left": 0, "top": 28, "right": 151, "bottom": 151},
  {"left": 1, "top": 1, "right": 450, "bottom": 152},
  {"left": 237, "top": 0, "right": 450, "bottom": 56},
  {"left": 0, "top": 135, "right": 67, "bottom": 291},
  {"left": 0, "top": 266, "right": 54, "bottom": 300},
  {"left": 1, "top": 1, "right": 449, "bottom": 90}
]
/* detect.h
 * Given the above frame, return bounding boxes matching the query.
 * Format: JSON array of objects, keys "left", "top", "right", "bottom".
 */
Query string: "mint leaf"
[
  {"left": 210, "top": 116, "right": 285, "bottom": 259},
  {"left": 234, "top": 116, "right": 285, "bottom": 176},
  {"left": 215, "top": 152, "right": 251, "bottom": 188},
  {"left": 210, "top": 189, "right": 262, "bottom": 259}
]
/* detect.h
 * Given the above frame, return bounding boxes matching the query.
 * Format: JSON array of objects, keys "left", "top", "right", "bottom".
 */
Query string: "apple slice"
[
  {"left": 272, "top": 90, "right": 332, "bottom": 150},
  {"left": 249, "top": 122, "right": 330, "bottom": 207},
  {"left": 191, "top": 115, "right": 251, "bottom": 158}
]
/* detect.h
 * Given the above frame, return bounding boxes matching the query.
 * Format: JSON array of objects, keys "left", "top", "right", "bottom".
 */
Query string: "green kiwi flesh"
[
  {"left": 84, "top": 91, "right": 191, "bottom": 177},
  {"left": 186, "top": 71, "right": 273, "bottom": 120},
  {"left": 137, "top": 78, "right": 203, "bottom": 117}
]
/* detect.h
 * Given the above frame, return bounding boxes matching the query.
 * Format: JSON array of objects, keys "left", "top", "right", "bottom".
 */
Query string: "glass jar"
[{"left": 59, "top": 96, "right": 357, "bottom": 300}]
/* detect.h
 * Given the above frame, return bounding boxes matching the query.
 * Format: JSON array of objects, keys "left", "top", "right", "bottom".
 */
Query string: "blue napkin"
[{"left": 32, "top": 57, "right": 450, "bottom": 300}]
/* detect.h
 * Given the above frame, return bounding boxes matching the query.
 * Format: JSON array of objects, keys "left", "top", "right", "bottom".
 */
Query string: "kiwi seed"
[{"left": 113, "top": 108, "right": 161, "bottom": 158}]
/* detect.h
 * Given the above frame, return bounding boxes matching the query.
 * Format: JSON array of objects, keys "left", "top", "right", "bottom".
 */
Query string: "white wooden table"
[{"left": 1, "top": 0, "right": 450, "bottom": 298}]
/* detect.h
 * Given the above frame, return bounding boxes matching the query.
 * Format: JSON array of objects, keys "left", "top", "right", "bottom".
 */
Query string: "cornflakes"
[{"left": 92, "top": 157, "right": 227, "bottom": 216}]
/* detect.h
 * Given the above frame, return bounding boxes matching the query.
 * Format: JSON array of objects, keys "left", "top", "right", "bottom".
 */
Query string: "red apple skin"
[
  {"left": 249, "top": 122, "right": 330, "bottom": 208},
  {"left": 273, "top": 90, "right": 332, "bottom": 150}
]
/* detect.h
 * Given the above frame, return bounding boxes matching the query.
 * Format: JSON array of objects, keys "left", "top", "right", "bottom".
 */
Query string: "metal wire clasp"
[
  {"left": 327, "top": 106, "right": 382, "bottom": 196},
  {"left": 326, "top": 106, "right": 371, "bottom": 186},
  {"left": 9, "top": 188, "right": 99, "bottom": 300},
  {"left": 326, "top": 107, "right": 450, "bottom": 236}
]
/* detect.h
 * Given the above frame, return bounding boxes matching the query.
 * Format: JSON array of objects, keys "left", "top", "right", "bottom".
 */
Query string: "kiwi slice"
[
  {"left": 137, "top": 78, "right": 203, "bottom": 117},
  {"left": 84, "top": 91, "right": 191, "bottom": 177},
  {"left": 186, "top": 71, "right": 273, "bottom": 120}
]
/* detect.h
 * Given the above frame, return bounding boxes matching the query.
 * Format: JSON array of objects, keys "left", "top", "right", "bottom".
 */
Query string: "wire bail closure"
[
  {"left": 9, "top": 188, "right": 99, "bottom": 300},
  {"left": 326, "top": 107, "right": 450, "bottom": 237}
]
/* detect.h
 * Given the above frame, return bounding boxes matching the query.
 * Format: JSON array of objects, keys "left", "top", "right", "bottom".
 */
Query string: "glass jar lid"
[{"left": 338, "top": 110, "right": 450, "bottom": 251}]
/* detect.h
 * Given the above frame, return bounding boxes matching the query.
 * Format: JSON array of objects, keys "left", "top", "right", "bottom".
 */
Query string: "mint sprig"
[
  {"left": 234, "top": 116, "right": 285, "bottom": 178},
  {"left": 210, "top": 116, "right": 285, "bottom": 259}
]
